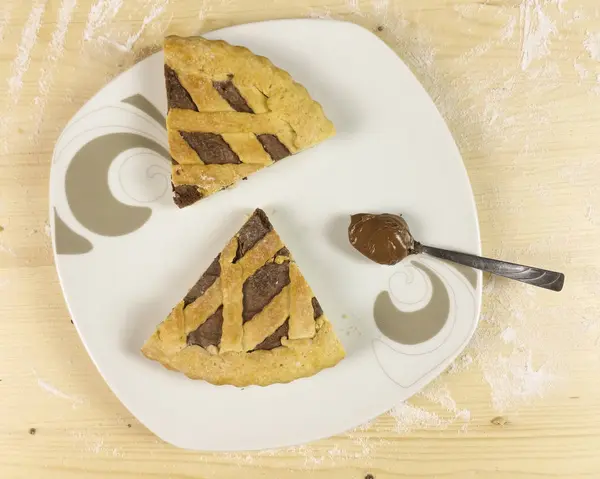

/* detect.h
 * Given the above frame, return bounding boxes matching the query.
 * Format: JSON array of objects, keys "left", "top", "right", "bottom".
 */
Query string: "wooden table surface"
[{"left": 1, "top": 0, "right": 599, "bottom": 477}]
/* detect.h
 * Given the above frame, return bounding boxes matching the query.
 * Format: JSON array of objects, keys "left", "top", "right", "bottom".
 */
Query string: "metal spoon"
[
  {"left": 348, "top": 213, "right": 565, "bottom": 292},
  {"left": 412, "top": 241, "right": 564, "bottom": 292}
]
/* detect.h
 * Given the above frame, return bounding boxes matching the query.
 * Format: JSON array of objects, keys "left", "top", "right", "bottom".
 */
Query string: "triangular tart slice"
[
  {"left": 164, "top": 35, "right": 336, "bottom": 208},
  {"left": 142, "top": 209, "right": 345, "bottom": 386}
]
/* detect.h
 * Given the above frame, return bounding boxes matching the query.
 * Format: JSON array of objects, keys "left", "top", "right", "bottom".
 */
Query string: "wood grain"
[{"left": 1, "top": 1, "right": 599, "bottom": 477}]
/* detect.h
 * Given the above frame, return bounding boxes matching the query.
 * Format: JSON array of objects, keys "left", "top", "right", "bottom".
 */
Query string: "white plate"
[{"left": 50, "top": 19, "right": 481, "bottom": 451}]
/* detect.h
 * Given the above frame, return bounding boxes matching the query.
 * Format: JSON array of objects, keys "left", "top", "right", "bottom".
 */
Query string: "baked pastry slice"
[
  {"left": 142, "top": 209, "right": 345, "bottom": 386},
  {"left": 164, "top": 35, "right": 336, "bottom": 208}
]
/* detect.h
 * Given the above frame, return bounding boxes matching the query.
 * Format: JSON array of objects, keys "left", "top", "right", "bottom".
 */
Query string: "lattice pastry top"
[
  {"left": 164, "top": 36, "right": 336, "bottom": 208},
  {"left": 142, "top": 209, "right": 345, "bottom": 386}
]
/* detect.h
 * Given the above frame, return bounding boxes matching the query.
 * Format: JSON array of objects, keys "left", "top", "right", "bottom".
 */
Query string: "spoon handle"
[{"left": 415, "top": 243, "right": 564, "bottom": 292}]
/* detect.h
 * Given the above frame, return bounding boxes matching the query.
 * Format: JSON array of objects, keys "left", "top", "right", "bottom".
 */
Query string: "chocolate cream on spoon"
[
  {"left": 347, "top": 212, "right": 564, "bottom": 291},
  {"left": 348, "top": 213, "right": 415, "bottom": 265}
]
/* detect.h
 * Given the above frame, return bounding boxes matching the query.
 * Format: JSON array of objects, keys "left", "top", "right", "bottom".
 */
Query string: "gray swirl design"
[
  {"left": 65, "top": 132, "right": 169, "bottom": 237},
  {"left": 117, "top": 152, "right": 171, "bottom": 204},
  {"left": 371, "top": 258, "right": 479, "bottom": 389},
  {"left": 122, "top": 94, "right": 166, "bottom": 128},
  {"left": 54, "top": 207, "right": 93, "bottom": 255},
  {"left": 374, "top": 261, "right": 450, "bottom": 345}
]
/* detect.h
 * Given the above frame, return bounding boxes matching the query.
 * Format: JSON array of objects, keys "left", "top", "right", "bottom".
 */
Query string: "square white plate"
[{"left": 50, "top": 19, "right": 481, "bottom": 451}]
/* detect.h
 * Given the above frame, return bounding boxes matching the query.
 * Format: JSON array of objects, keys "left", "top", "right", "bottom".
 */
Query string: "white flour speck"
[
  {"left": 348, "top": 0, "right": 360, "bottom": 12},
  {"left": 419, "top": 381, "right": 472, "bottom": 430},
  {"left": 32, "top": 0, "right": 77, "bottom": 140},
  {"left": 574, "top": 60, "right": 589, "bottom": 80},
  {"left": 519, "top": 0, "right": 557, "bottom": 70},
  {"left": 447, "top": 353, "right": 474, "bottom": 374},
  {"left": 470, "top": 296, "right": 559, "bottom": 413},
  {"left": 307, "top": 8, "right": 333, "bottom": 20},
  {"left": 0, "top": 241, "right": 16, "bottom": 257},
  {"left": 501, "top": 326, "right": 518, "bottom": 343},
  {"left": 459, "top": 40, "right": 493, "bottom": 65},
  {"left": 390, "top": 402, "right": 445, "bottom": 433},
  {"left": 459, "top": 14, "right": 518, "bottom": 65},
  {"left": 483, "top": 350, "right": 555, "bottom": 411},
  {"left": 0, "top": 4, "right": 12, "bottom": 42},
  {"left": 89, "top": 436, "right": 104, "bottom": 454},
  {"left": 501, "top": 14, "right": 517, "bottom": 42},
  {"left": 37, "top": 378, "right": 83, "bottom": 407},
  {"left": 197, "top": 1, "right": 215, "bottom": 23},
  {"left": 7, "top": 0, "right": 48, "bottom": 102},
  {"left": 584, "top": 31, "right": 600, "bottom": 61},
  {"left": 372, "top": 0, "right": 390, "bottom": 17},
  {"left": 107, "top": 0, "right": 169, "bottom": 52},
  {"left": 83, "top": 0, "right": 123, "bottom": 43},
  {"left": 594, "top": 74, "right": 600, "bottom": 95}
]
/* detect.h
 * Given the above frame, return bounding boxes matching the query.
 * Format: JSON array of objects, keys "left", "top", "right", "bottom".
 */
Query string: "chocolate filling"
[
  {"left": 312, "top": 297, "right": 323, "bottom": 319},
  {"left": 256, "top": 134, "right": 291, "bottom": 162},
  {"left": 165, "top": 65, "right": 198, "bottom": 111},
  {"left": 234, "top": 209, "right": 273, "bottom": 261},
  {"left": 242, "top": 261, "right": 290, "bottom": 323},
  {"left": 181, "top": 210, "right": 321, "bottom": 352},
  {"left": 253, "top": 320, "right": 289, "bottom": 351},
  {"left": 212, "top": 78, "right": 254, "bottom": 113},
  {"left": 173, "top": 184, "right": 203, "bottom": 209},
  {"left": 187, "top": 306, "right": 223, "bottom": 348},
  {"left": 250, "top": 295, "right": 321, "bottom": 351},
  {"left": 183, "top": 255, "right": 221, "bottom": 307},
  {"left": 210, "top": 78, "right": 291, "bottom": 162},
  {"left": 180, "top": 132, "right": 241, "bottom": 165}
]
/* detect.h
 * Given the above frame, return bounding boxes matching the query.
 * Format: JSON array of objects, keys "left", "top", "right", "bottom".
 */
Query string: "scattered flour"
[
  {"left": 0, "top": 241, "right": 16, "bottom": 257},
  {"left": 482, "top": 349, "right": 555, "bottom": 412},
  {"left": 119, "top": 0, "right": 170, "bottom": 52},
  {"left": 0, "top": 4, "right": 11, "bottom": 42},
  {"left": 501, "top": 326, "right": 518, "bottom": 344},
  {"left": 519, "top": 0, "right": 558, "bottom": 70},
  {"left": 0, "top": 1, "right": 46, "bottom": 153},
  {"left": 584, "top": 31, "right": 600, "bottom": 60},
  {"left": 7, "top": 0, "right": 47, "bottom": 102},
  {"left": 71, "top": 431, "right": 108, "bottom": 454},
  {"left": 372, "top": 0, "right": 390, "bottom": 17},
  {"left": 447, "top": 353, "right": 474, "bottom": 374},
  {"left": 31, "top": 0, "right": 77, "bottom": 140},
  {"left": 390, "top": 403, "right": 445, "bottom": 433},
  {"left": 347, "top": 0, "right": 361, "bottom": 15},
  {"left": 37, "top": 378, "right": 83, "bottom": 407},
  {"left": 98, "top": 0, "right": 170, "bottom": 52},
  {"left": 574, "top": 60, "right": 589, "bottom": 80},
  {"left": 501, "top": 15, "right": 518, "bottom": 42},
  {"left": 198, "top": 1, "right": 216, "bottom": 24},
  {"left": 307, "top": 8, "right": 333, "bottom": 20},
  {"left": 83, "top": 0, "right": 123, "bottom": 43}
]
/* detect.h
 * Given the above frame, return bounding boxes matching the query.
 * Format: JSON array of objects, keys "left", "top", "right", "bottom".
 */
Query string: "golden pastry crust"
[
  {"left": 142, "top": 318, "right": 344, "bottom": 387},
  {"left": 164, "top": 36, "right": 336, "bottom": 207},
  {"left": 141, "top": 209, "right": 345, "bottom": 386}
]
